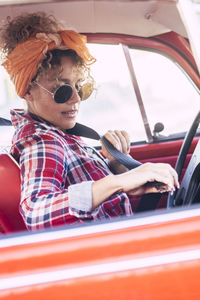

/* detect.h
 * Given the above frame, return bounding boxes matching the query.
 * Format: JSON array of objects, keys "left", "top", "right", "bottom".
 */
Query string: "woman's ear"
[{"left": 24, "top": 88, "right": 34, "bottom": 102}]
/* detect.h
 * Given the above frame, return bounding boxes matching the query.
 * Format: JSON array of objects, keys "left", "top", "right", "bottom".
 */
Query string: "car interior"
[{"left": 0, "top": 0, "right": 199, "bottom": 235}]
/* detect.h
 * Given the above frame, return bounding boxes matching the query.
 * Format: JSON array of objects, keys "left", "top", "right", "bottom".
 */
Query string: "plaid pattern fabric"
[{"left": 10, "top": 110, "right": 133, "bottom": 230}]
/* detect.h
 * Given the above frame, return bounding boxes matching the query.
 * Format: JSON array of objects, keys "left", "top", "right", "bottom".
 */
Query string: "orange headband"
[{"left": 2, "top": 30, "right": 96, "bottom": 98}]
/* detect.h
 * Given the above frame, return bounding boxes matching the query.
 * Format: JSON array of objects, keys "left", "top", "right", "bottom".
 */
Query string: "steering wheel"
[{"left": 167, "top": 110, "right": 200, "bottom": 208}]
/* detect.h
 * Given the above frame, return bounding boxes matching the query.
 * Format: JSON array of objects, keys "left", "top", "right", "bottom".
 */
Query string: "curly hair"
[
  {"left": 0, "top": 12, "right": 95, "bottom": 96},
  {"left": 0, "top": 12, "right": 61, "bottom": 57}
]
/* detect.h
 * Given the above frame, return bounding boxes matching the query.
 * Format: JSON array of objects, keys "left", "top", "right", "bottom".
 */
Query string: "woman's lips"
[{"left": 61, "top": 110, "right": 77, "bottom": 118}]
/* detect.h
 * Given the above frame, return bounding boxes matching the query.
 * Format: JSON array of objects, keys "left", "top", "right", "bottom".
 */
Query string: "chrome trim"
[
  {"left": 0, "top": 249, "right": 200, "bottom": 291},
  {"left": 1, "top": 207, "right": 200, "bottom": 248}
]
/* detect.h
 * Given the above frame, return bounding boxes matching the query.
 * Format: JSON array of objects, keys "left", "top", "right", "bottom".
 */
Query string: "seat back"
[{"left": 0, "top": 154, "right": 27, "bottom": 233}]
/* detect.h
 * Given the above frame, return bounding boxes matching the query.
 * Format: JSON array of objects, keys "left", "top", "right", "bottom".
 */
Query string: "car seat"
[{"left": 0, "top": 153, "right": 27, "bottom": 233}]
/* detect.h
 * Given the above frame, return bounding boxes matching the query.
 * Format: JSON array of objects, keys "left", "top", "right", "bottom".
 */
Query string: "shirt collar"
[{"left": 10, "top": 109, "right": 67, "bottom": 137}]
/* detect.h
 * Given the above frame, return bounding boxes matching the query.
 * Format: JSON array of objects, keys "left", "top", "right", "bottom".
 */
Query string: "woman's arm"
[
  {"left": 92, "top": 162, "right": 179, "bottom": 209},
  {"left": 17, "top": 133, "right": 179, "bottom": 229}
]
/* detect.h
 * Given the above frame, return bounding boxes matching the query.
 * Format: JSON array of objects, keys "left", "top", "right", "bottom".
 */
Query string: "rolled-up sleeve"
[{"left": 68, "top": 181, "right": 93, "bottom": 212}]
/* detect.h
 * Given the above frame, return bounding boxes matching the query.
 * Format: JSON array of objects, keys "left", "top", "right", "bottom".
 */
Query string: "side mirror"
[{"left": 153, "top": 122, "right": 164, "bottom": 138}]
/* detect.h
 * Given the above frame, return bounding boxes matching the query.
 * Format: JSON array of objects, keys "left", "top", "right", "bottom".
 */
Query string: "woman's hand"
[
  {"left": 116, "top": 162, "right": 180, "bottom": 196},
  {"left": 101, "top": 130, "right": 130, "bottom": 161}
]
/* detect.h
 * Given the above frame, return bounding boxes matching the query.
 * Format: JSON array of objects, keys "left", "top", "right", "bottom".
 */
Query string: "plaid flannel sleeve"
[{"left": 18, "top": 134, "right": 94, "bottom": 230}]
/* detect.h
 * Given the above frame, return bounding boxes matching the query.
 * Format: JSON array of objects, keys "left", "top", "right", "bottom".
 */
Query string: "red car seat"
[{"left": 0, "top": 153, "right": 27, "bottom": 233}]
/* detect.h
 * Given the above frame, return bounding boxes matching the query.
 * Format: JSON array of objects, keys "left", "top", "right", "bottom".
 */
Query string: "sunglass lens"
[
  {"left": 54, "top": 85, "right": 73, "bottom": 103},
  {"left": 79, "top": 82, "right": 94, "bottom": 101}
]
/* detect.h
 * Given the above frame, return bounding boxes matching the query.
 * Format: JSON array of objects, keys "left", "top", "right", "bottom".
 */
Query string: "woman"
[{"left": 0, "top": 12, "right": 179, "bottom": 230}]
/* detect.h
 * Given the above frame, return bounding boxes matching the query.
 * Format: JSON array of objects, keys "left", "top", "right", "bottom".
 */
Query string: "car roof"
[{"left": 0, "top": 0, "right": 187, "bottom": 38}]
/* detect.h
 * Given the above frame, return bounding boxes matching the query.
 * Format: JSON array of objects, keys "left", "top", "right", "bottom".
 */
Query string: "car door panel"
[{"left": 129, "top": 137, "right": 199, "bottom": 180}]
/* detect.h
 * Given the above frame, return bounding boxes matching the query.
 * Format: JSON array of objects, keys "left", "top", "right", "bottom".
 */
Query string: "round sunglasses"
[{"left": 34, "top": 81, "right": 93, "bottom": 103}]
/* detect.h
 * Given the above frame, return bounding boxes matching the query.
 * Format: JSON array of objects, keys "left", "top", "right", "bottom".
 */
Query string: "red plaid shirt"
[{"left": 10, "top": 110, "right": 133, "bottom": 230}]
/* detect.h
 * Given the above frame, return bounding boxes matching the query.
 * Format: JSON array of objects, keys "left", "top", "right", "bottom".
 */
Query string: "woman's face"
[{"left": 27, "top": 56, "right": 82, "bottom": 130}]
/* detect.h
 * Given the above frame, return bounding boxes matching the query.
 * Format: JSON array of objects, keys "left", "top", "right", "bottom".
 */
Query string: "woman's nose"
[{"left": 68, "top": 88, "right": 81, "bottom": 103}]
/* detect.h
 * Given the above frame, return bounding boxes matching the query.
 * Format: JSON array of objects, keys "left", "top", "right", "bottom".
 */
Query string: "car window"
[
  {"left": 129, "top": 49, "right": 200, "bottom": 138},
  {"left": 0, "top": 43, "right": 199, "bottom": 149},
  {"left": 79, "top": 44, "right": 200, "bottom": 145}
]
